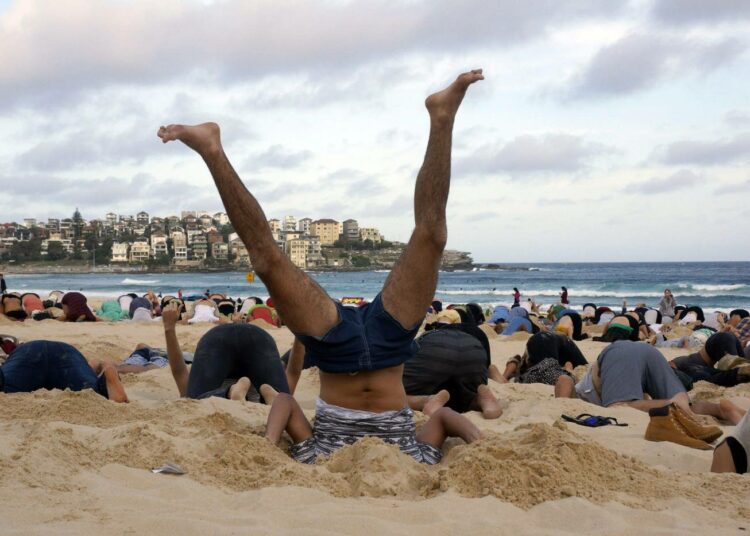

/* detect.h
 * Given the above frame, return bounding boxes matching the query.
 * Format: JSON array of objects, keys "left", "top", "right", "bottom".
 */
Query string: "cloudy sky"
[{"left": 1, "top": 0, "right": 748, "bottom": 262}]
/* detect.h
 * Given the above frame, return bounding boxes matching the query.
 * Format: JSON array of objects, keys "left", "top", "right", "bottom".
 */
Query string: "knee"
[
  {"left": 135, "top": 343, "right": 149, "bottom": 350},
  {"left": 413, "top": 225, "right": 447, "bottom": 252}
]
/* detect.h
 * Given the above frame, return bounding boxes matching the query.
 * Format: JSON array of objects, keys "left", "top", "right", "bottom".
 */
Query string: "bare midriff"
[{"left": 319, "top": 364, "right": 408, "bottom": 413}]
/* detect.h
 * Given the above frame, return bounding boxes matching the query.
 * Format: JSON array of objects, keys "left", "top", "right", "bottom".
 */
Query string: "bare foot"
[
  {"left": 487, "top": 364, "right": 507, "bottom": 384},
  {"left": 719, "top": 399, "right": 747, "bottom": 425},
  {"left": 228, "top": 377, "right": 251, "bottom": 401},
  {"left": 259, "top": 384, "right": 279, "bottom": 406},
  {"left": 476, "top": 384, "right": 503, "bottom": 419},
  {"left": 157, "top": 122, "right": 221, "bottom": 157},
  {"left": 425, "top": 69, "right": 484, "bottom": 124},
  {"left": 422, "top": 389, "right": 450, "bottom": 416},
  {"left": 102, "top": 363, "right": 129, "bottom": 403}
]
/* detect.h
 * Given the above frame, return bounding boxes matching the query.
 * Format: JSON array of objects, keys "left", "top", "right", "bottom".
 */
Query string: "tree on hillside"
[
  {"left": 351, "top": 255, "right": 371, "bottom": 268},
  {"left": 46, "top": 241, "right": 67, "bottom": 261},
  {"left": 9, "top": 238, "right": 42, "bottom": 262}
]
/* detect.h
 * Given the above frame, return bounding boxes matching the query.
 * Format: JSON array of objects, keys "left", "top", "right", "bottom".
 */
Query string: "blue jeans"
[
  {"left": 501, "top": 316, "right": 532, "bottom": 335},
  {"left": 0, "top": 340, "right": 107, "bottom": 396},
  {"left": 186, "top": 323, "right": 290, "bottom": 399}
]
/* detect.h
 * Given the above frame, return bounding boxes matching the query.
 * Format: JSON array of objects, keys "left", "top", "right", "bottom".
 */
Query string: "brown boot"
[
  {"left": 671, "top": 404, "right": 723, "bottom": 443},
  {"left": 645, "top": 405, "right": 713, "bottom": 450}
]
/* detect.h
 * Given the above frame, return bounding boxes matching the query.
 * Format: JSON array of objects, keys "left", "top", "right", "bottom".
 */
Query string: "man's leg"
[
  {"left": 158, "top": 123, "right": 337, "bottom": 338},
  {"left": 381, "top": 70, "right": 484, "bottom": 328}
]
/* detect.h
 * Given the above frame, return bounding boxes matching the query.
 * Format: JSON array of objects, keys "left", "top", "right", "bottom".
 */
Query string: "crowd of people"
[{"left": 0, "top": 71, "right": 748, "bottom": 478}]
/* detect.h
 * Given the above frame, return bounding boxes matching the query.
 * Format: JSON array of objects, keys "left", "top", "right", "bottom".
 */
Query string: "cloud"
[
  {"left": 651, "top": 0, "right": 750, "bottom": 26},
  {"left": 14, "top": 124, "right": 155, "bottom": 172},
  {"left": 0, "top": 0, "right": 622, "bottom": 106},
  {"left": 242, "top": 144, "right": 312, "bottom": 171},
  {"left": 460, "top": 211, "right": 498, "bottom": 222},
  {"left": 724, "top": 110, "right": 750, "bottom": 128},
  {"left": 654, "top": 132, "right": 750, "bottom": 166},
  {"left": 0, "top": 172, "right": 221, "bottom": 215},
  {"left": 714, "top": 178, "right": 750, "bottom": 195},
  {"left": 344, "top": 177, "right": 388, "bottom": 197},
  {"left": 627, "top": 169, "right": 701, "bottom": 194},
  {"left": 537, "top": 197, "right": 572, "bottom": 207},
  {"left": 565, "top": 33, "right": 746, "bottom": 98},
  {"left": 456, "top": 133, "right": 613, "bottom": 176}
]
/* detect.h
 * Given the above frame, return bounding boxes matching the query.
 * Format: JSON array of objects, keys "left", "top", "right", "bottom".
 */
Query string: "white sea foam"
[
  {"left": 121, "top": 278, "right": 159, "bottom": 285},
  {"left": 690, "top": 284, "right": 746, "bottom": 292},
  {"left": 435, "top": 287, "right": 750, "bottom": 299}
]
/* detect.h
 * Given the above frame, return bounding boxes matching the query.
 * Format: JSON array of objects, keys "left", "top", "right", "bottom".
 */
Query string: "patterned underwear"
[
  {"left": 519, "top": 357, "right": 573, "bottom": 386},
  {"left": 290, "top": 398, "right": 443, "bottom": 465}
]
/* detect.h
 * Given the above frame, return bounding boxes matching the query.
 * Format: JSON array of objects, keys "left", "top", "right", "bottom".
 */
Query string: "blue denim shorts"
[{"left": 297, "top": 293, "right": 420, "bottom": 374}]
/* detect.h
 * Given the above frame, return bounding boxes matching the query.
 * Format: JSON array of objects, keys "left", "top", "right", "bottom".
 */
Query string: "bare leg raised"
[
  {"left": 157, "top": 123, "right": 337, "bottom": 338},
  {"left": 381, "top": 70, "right": 484, "bottom": 329}
]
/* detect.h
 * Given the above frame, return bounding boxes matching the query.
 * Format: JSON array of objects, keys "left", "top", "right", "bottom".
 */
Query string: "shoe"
[
  {"left": 671, "top": 404, "right": 723, "bottom": 443},
  {"left": 645, "top": 405, "right": 713, "bottom": 450}
]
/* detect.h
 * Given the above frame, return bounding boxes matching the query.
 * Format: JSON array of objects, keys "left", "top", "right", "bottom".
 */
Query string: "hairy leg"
[
  {"left": 381, "top": 70, "right": 484, "bottom": 328},
  {"left": 417, "top": 407, "right": 484, "bottom": 449},
  {"left": 158, "top": 123, "right": 337, "bottom": 338},
  {"left": 260, "top": 385, "right": 312, "bottom": 444}
]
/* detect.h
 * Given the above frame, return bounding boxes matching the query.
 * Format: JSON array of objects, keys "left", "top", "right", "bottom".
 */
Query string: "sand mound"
[
  {"left": 689, "top": 380, "right": 750, "bottom": 401},
  {"left": 325, "top": 437, "right": 440, "bottom": 498},
  {"left": 439, "top": 421, "right": 750, "bottom": 513}
]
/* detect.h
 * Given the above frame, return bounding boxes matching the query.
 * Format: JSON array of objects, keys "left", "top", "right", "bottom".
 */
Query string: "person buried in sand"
[
  {"left": 570, "top": 340, "right": 746, "bottom": 450},
  {"left": 158, "top": 70, "right": 486, "bottom": 464},
  {"left": 0, "top": 340, "right": 128, "bottom": 403},
  {"left": 159, "top": 304, "right": 291, "bottom": 402}
]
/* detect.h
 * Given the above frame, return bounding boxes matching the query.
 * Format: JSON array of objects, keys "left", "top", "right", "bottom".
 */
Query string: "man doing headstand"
[{"left": 158, "top": 70, "right": 485, "bottom": 464}]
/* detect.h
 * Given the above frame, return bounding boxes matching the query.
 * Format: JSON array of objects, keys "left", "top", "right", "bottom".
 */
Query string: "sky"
[{"left": 0, "top": 0, "right": 748, "bottom": 263}]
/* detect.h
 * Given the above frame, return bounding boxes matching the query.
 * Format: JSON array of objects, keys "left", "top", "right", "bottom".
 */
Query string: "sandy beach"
[{"left": 0, "top": 315, "right": 747, "bottom": 535}]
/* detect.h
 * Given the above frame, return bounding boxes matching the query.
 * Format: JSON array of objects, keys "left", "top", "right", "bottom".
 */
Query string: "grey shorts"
[{"left": 597, "top": 341, "right": 685, "bottom": 407}]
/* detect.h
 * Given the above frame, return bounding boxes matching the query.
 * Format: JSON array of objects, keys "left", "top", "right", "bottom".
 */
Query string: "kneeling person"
[
  {"left": 0, "top": 340, "right": 128, "bottom": 402},
  {"left": 403, "top": 323, "right": 503, "bottom": 419}
]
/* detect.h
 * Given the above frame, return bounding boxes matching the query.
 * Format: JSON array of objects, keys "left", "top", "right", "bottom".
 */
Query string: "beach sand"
[{"left": 1, "top": 317, "right": 749, "bottom": 535}]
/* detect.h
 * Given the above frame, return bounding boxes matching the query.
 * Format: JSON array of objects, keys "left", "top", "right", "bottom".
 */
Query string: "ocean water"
[{"left": 5, "top": 262, "right": 750, "bottom": 312}]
